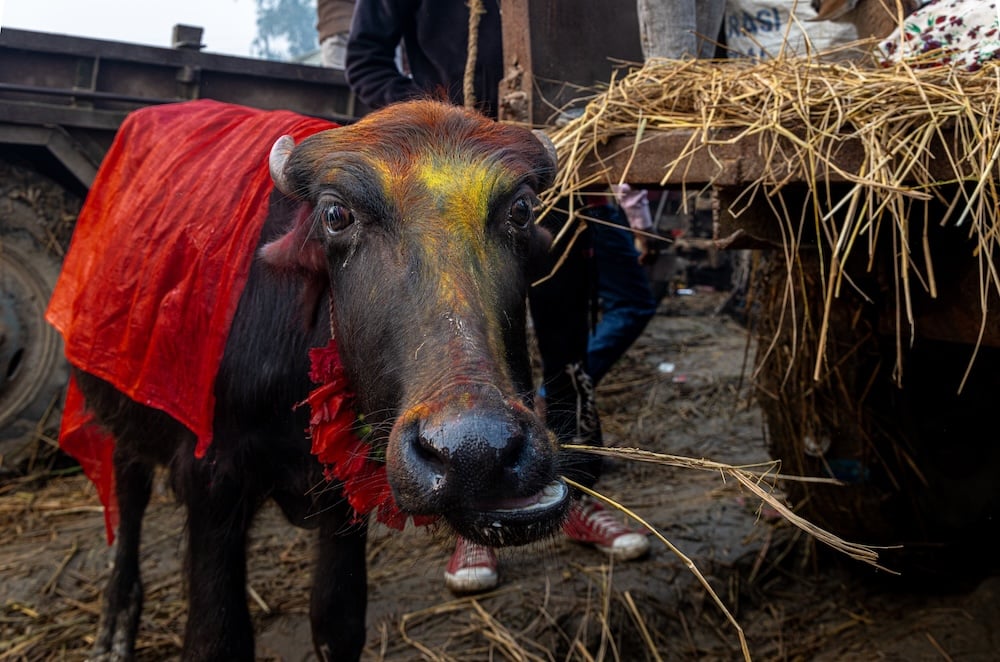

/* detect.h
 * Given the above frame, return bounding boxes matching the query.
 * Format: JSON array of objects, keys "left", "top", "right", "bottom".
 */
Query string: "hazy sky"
[{"left": 0, "top": 0, "right": 260, "bottom": 57}]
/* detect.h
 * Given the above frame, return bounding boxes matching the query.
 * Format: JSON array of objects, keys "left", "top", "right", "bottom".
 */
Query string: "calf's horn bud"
[{"left": 269, "top": 134, "right": 296, "bottom": 196}]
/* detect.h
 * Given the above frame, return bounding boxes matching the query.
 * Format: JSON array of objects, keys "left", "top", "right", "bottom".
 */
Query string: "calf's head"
[{"left": 262, "top": 100, "right": 568, "bottom": 546}]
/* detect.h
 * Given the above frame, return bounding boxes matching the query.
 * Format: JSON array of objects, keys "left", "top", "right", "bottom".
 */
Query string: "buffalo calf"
[{"left": 49, "top": 99, "right": 568, "bottom": 660}]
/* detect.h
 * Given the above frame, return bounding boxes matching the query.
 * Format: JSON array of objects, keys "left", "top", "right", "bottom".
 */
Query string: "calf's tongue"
[{"left": 477, "top": 481, "right": 566, "bottom": 513}]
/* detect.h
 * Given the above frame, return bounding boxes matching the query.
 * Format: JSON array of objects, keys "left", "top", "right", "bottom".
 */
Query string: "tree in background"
[{"left": 252, "top": 0, "right": 318, "bottom": 61}]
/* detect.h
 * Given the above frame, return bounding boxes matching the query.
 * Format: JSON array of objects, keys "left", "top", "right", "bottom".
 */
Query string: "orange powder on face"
[{"left": 397, "top": 401, "right": 434, "bottom": 428}]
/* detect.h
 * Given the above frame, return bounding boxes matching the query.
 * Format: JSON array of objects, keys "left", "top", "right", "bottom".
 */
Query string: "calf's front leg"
[
  {"left": 311, "top": 517, "right": 369, "bottom": 661},
  {"left": 180, "top": 464, "right": 259, "bottom": 661}
]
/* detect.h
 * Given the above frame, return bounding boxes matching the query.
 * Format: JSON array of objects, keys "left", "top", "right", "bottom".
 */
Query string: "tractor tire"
[{"left": 0, "top": 159, "right": 80, "bottom": 470}]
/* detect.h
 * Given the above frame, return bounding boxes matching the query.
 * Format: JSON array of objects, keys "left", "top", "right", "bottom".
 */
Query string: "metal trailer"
[{"left": 0, "top": 25, "right": 363, "bottom": 462}]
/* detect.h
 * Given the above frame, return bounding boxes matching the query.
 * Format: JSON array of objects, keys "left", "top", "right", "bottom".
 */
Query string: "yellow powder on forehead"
[
  {"left": 406, "top": 155, "right": 504, "bottom": 295},
  {"left": 410, "top": 156, "right": 509, "bottom": 366},
  {"left": 414, "top": 155, "right": 496, "bottom": 230}
]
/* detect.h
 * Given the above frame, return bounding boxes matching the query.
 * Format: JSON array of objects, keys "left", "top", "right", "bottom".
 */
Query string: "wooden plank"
[
  {"left": 578, "top": 128, "right": 977, "bottom": 187},
  {"left": 499, "top": 0, "right": 532, "bottom": 124},
  {"left": 499, "top": 0, "right": 643, "bottom": 125}
]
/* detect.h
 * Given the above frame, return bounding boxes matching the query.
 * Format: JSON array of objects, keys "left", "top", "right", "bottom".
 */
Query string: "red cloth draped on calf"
[{"left": 46, "top": 99, "right": 335, "bottom": 542}]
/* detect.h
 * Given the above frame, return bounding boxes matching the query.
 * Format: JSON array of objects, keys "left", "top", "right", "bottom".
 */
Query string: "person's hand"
[{"left": 635, "top": 234, "right": 655, "bottom": 265}]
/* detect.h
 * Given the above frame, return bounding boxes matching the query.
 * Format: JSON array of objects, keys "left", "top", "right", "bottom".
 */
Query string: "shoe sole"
[{"left": 444, "top": 570, "right": 499, "bottom": 594}]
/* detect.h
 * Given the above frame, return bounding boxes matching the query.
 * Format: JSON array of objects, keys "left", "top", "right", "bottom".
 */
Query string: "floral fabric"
[{"left": 878, "top": 0, "right": 1000, "bottom": 70}]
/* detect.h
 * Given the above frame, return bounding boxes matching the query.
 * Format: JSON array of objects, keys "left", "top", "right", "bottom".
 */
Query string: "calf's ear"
[
  {"left": 524, "top": 130, "right": 558, "bottom": 281},
  {"left": 258, "top": 200, "right": 327, "bottom": 274},
  {"left": 260, "top": 133, "right": 329, "bottom": 275},
  {"left": 527, "top": 223, "right": 554, "bottom": 282},
  {"left": 258, "top": 198, "right": 329, "bottom": 328}
]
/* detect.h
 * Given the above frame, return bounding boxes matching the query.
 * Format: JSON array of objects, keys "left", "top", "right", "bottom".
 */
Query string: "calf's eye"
[
  {"left": 508, "top": 195, "right": 534, "bottom": 229},
  {"left": 321, "top": 203, "right": 354, "bottom": 235}
]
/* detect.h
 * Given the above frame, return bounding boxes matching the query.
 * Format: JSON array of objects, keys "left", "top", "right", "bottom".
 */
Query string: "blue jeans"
[{"left": 587, "top": 205, "right": 657, "bottom": 385}]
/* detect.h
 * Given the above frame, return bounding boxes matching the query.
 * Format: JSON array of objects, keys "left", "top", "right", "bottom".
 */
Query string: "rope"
[
  {"left": 464, "top": 0, "right": 486, "bottom": 109},
  {"left": 328, "top": 288, "right": 336, "bottom": 341}
]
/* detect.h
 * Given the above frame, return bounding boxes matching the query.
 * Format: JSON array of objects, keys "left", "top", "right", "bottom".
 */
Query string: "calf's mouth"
[
  {"left": 454, "top": 479, "right": 570, "bottom": 547},
  {"left": 387, "top": 397, "right": 570, "bottom": 547}
]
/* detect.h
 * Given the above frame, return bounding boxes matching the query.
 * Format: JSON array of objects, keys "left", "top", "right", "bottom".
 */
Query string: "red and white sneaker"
[
  {"left": 563, "top": 498, "right": 650, "bottom": 560},
  {"left": 444, "top": 537, "right": 499, "bottom": 594}
]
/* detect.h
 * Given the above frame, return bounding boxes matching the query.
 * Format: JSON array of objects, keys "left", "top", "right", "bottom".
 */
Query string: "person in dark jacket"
[
  {"left": 346, "top": 0, "right": 650, "bottom": 594},
  {"left": 346, "top": 0, "right": 504, "bottom": 117}
]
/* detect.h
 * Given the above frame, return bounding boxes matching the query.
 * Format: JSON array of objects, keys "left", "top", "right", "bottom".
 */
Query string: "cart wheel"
[{"left": 0, "top": 160, "right": 80, "bottom": 468}]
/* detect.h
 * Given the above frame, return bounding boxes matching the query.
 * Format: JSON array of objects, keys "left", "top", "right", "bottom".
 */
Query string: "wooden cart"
[{"left": 497, "top": 0, "right": 1000, "bottom": 578}]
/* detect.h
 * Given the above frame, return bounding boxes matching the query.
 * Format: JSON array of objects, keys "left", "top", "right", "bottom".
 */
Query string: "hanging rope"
[{"left": 464, "top": 0, "right": 486, "bottom": 109}]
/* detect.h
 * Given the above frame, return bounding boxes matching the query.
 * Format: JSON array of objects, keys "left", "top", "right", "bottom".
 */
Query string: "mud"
[{"left": 2, "top": 290, "right": 998, "bottom": 660}]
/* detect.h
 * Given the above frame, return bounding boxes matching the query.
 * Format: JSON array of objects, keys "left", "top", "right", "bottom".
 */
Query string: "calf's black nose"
[{"left": 389, "top": 408, "right": 548, "bottom": 515}]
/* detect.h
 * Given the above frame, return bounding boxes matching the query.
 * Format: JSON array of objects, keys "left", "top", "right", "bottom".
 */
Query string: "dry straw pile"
[{"left": 543, "top": 48, "right": 1000, "bottom": 385}]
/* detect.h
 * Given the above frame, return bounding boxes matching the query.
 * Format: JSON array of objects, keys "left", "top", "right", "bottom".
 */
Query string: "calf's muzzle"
[{"left": 387, "top": 387, "right": 569, "bottom": 547}]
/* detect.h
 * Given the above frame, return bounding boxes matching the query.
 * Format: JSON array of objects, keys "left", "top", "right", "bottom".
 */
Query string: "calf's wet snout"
[{"left": 387, "top": 395, "right": 570, "bottom": 546}]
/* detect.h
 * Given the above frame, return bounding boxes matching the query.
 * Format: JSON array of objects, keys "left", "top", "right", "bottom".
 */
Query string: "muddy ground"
[{"left": 2, "top": 290, "right": 998, "bottom": 661}]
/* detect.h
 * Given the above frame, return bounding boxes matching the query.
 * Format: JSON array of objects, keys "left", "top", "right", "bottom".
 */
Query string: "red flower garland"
[{"left": 304, "top": 340, "right": 436, "bottom": 530}]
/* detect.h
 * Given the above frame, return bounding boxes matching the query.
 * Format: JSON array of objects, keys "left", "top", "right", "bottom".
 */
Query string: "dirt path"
[{"left": 2, "top": 291, "right": 998, "bottom": 660}]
